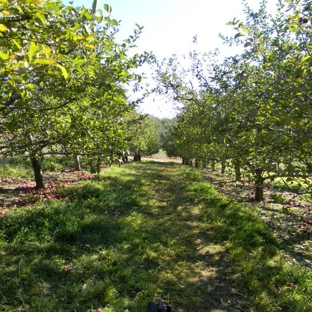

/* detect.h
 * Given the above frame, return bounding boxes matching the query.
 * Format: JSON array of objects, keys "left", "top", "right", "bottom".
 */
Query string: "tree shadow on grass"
[{"left": 0, "top": 161, "right": 310, "bottom": 311}]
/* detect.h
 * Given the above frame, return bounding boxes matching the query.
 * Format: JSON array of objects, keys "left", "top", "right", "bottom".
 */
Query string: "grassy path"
[{"left": 0, "top": 161, "right": 312, "bottom": 311}]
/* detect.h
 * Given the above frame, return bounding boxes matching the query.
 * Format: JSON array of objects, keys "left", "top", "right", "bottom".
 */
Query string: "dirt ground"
[
  {"left": 0, "top": 171, "right": 88, "bottom": 210},
  {"left": 142, "top": 152, "right": 182, "bottom": 163}
]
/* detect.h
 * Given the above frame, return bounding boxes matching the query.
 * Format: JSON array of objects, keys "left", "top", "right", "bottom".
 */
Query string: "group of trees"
[
  {"left": 155, "top": 0, "right": 312, "bottom": 201},
  {"left": 3, "top": 0, "right": 310, "bottom": 202},
  {"left": 0, "top": 0, "right": 160, "bottom": 188}
]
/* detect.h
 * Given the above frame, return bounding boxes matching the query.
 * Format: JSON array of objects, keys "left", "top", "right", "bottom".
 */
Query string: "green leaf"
[
  {"left": 41, "top": 47, "right": 52, "bottom": 57},
  {"left": 35, "top": 12, "right": 46, "bottom": 25},
  {"left": 28, "top": 41, "right": 39, "bottom": 62},
  {"left": 55, "top": 63, "right": 69, "bottom": 79},
  {"left": 27, "top": 83, "right": 38, "bottom": 89},
  {"left": 94, "top": 15, "right": 103, "bottom": 23},
  {"left": 0, "top": 24, "right": 7, "bottom": 32},
  {"left": 301, "top": 55, "right": 310, "bottom": 63},
  {"left": 104, "top": 4, "right": 112, "bottom": 14},
  {"left": 84, "top": 43, "right": 96, "bottom": 49},
  {"left": 0, "top": 51, "right": 9, "bottom": 60},
  {"left": 34, "top": 58, "right": 55, "bottom": 65},
  {"left": 234, "top": 33, "right": 244, "bottom": 39},
  {"left": 12, "top": 39, "right": 21, "bottom": 50},
  {"left": 83, "top": 11, "right": 92, "bottom": 20},
  {"left": 240, "top": 25, "right": 250, "bottom": 35}
]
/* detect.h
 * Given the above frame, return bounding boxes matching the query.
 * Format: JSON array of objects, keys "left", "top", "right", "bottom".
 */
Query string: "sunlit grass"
[
  {"left": 0, "top": 156, "right": 33, "bottom": 179},
  {"left": 0, "top": 161, "right": 311, "bottom": 311}
]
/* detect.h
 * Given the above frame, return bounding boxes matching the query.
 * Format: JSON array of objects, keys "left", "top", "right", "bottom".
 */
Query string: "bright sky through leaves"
[{"left": 66, "top": 0, "right": 279, "bottom": 117}]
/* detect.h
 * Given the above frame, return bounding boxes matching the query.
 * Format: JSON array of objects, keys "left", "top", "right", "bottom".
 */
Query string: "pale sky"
[{"left": 67, "top": 0, "right": 279, "bottom": 118}]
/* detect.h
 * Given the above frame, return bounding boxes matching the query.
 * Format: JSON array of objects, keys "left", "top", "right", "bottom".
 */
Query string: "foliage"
[
  {"left": 154, "top": 0, "right": 312, "bottom": 201},
  {"left": 0, "top": 0, "right": 150, "bottom": 187},
  {"left": 126, "top": 112, "right": 160, "bottom": 160},
  {"left": 272, "top": 176, "right": 312, "bottom": 196},
  {"left": 152, "top": 117, "right": 176, "bottom": 149}
]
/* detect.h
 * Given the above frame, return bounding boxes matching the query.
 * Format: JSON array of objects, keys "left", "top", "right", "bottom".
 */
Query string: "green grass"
[
  {"left": 0, "top": 162, "right": 312, "bottom": 311},
  {"left": 0, "top": 155, "right": 70, "bottom": 179},
  {"left": 0, "top": 155, "right": 84, "bottom": 180},
  {"left": 0, "top": 156, "right": 33, "bottom": 179}
]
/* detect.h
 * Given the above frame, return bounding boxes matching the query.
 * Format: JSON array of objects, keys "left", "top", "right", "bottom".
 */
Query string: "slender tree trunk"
[
  {"left": 30, "top": 156, "right": 45, "bottom": 188},
  {"left": 96, "top": 157, "right": 101, "bottom": 174},
  {"left": 287, "top": 164, "right": 294, "bottom": 176},
  {"left": 234, "top": 160, "right": 241, "bottom": 182},
  {"left": 221, "top": 160, "right": 226, "bottom": 174},
  {"left": 195, "top": 158, "right": 199, "bottom": 167},
  {"left": 74, "top": 154, "right": 81, "bottom": 171},
  {"left": 255, "top": 167, "right": 264, "bottom": 202}
]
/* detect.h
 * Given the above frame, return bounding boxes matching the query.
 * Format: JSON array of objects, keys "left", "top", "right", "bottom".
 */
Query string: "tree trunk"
[
  {"left": 133, "top": 153, "right": 141, "bottom": 161},
  {"left": 287, "top": 164, "right": 294, "bottom": 176},
  {"left": 221, "top": 160, "right": 226, "bottom": 174},
  {"left": 234, "top": 160, "right": 241, "bottom": 182},
  {"left": 195, "top": 158, "right": 199, "bottom": 167},
  {"left": 74, "top": 154, "right": 81, "bottom": 171},
  {"left": 255, "top": 167, "right": 264, "bottom": 202},
  {"left": 30, "top": 156, "right": 45, "bottom": 188},
  {"left": 96, "top": 158, "right": 101, "bottom": 174}
]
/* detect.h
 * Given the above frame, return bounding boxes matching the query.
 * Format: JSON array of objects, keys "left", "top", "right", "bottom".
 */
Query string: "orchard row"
[{"left": 155, "top": 0, "right": 312, "bottom": 201}]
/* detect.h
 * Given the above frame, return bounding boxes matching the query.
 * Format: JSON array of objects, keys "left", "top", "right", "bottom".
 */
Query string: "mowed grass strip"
[{"left": 0, "top": 161, "right": 311, "bottom": 311}]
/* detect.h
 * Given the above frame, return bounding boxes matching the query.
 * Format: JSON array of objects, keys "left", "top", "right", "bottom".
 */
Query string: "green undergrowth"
[
  {"left": 272, "top": 177, "right": 312, "bottom": 199},
  {"left": 0, "top": 156, "right": 33, "bottom": 179},
  {"left": 0, "top": 162, "right": 311, "bottom": 311}
]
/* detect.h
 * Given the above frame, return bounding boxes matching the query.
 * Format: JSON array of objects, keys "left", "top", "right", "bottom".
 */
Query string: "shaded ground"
[
  {"left": 133, "top": 162, "right": 253, "bottom": 311},
  {"left": 200, "top": 169, "right": 312, "bottom": 271},
  {"left": 0, "top": 160, "right": 311, "bottom": 311},
  {"left": 1, "top": 155, "right": 311, "bottom": 272},
  {"left": 0, "top": 161, "right": 254, "bottom": 311},
  {"left": 146, "top": 152, "right": 312, "bottom": 271},
  {"left": 0, "top": 170, "right": 91, "bottom": 209}
]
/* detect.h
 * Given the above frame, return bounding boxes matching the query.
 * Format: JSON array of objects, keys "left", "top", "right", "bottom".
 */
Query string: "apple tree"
[
  {"left": 154, "top": 0, "right": 312, "bottom": 201},
  {"left": 125, "top": 112, "right": 160, "bottom": 161},
  {"left": 0, "top": 0, "right": 149, "bottom": 187}
]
